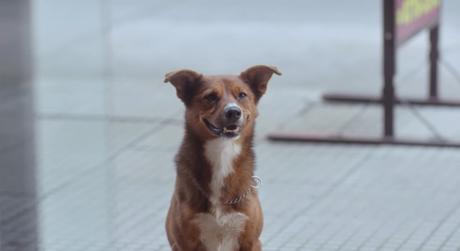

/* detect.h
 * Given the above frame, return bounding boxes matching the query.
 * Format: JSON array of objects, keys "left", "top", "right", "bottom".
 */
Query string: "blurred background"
[{"left": 1, "top": 0, "right": 460, "bottom": 250}]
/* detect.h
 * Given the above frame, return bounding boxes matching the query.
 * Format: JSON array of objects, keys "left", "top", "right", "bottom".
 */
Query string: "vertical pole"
[
  {"left": 0, "top": 0, "right": 32, "bottom": 84},
  {"left": 382, "top": 0, "right": 396, "bottom": 138},
  {"left": 429, "top": 25, "right": 439, "bottom": 99},
  {"left": 0, "top": 1, "right": 38, "bottom": 250}
]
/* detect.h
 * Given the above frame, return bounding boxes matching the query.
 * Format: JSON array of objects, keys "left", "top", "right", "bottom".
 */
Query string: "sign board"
[
  {"left": 268, "top": 0, "right": 460, "bottom": 148},
  {"left": 396, "top": 0, "right": 441, "bottom": 45}
]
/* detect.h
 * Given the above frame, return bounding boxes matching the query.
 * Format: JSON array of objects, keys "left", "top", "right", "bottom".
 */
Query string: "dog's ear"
[
  {"left": 240, "top": 65, "right": 281, "bottom": 101},
  {"left": 164, "top": 69, "right": 203, "bottom": 105}
]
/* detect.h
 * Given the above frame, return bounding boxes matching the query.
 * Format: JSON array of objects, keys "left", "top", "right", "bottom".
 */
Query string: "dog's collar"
[
  {"left": 225, "top": 176, "right": 261, "bottom": 205},
  {"left": 181, "top": 169, "right": 261, "bottom": 206}
]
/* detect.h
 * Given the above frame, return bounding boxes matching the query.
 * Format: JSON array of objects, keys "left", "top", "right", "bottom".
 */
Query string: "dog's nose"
[{"left": 224, "top": 106, "right": 241, "bottom": 122}]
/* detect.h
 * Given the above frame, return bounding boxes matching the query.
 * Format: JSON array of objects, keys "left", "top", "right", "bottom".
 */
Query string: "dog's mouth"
[{"left": 203, "top": 119, "right": 241, "bottom": 138}]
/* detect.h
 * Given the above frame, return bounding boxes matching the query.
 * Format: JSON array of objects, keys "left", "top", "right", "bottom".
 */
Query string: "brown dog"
[{"left": 165, "top": 65, "right": 281, "bottom": 251}]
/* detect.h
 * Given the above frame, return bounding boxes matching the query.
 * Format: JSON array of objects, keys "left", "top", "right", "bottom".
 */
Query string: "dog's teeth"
[{"left": 224, "top": 127, "right": 238, "bottom": 133}]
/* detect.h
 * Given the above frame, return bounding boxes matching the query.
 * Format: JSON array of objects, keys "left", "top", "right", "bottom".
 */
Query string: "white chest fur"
[
  {"left": 194, "top": 212, "right": 248, "bottom": 251},
  {"left": 195, "top": 138, "right": 247, "bottom": 251},
  {"left": 204, "top": 138, "right": 241, "bottom": 207}
]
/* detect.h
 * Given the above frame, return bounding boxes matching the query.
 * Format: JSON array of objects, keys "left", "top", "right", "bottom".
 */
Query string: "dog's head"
[{"left": 165, "top": 65, "right": 281, "bottom": 140}]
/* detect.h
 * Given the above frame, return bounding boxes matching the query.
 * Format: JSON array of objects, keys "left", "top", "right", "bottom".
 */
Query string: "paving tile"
[{"left": 35, "top": 119, "right": 158, "bottom": 195}]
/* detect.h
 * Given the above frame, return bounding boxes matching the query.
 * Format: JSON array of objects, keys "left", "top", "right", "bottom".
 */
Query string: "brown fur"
[{"left": 165, "top": 65, "right": 280, "bottom": 251}]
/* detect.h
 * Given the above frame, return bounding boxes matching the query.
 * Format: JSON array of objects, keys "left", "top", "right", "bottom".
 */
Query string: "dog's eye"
[
  {"left": 204, "top": 93, "right": 219, "bottom": 103},
  {"left": 238, "top": 92, "right": 247, "bottom": 99}
]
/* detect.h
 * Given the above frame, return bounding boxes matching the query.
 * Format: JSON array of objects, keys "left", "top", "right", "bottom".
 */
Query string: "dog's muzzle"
[{"left": 203, "top": 103, "right": 244, "bottom": 138}]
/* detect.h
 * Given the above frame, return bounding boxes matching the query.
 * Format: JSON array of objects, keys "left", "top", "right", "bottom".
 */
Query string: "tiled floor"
[{"left": 1, "top": 0, "right": 460, "bottom": 250}]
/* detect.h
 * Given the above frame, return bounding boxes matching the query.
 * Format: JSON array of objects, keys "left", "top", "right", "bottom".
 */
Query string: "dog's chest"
[
  {"left": 194, "top": 212, "right": 248, "bottom": 251},
  {"left": 204, "top": 138, "right": 241, "bottom": 206},
  {"left": 196, "top": 138, "right": 247, "bottom": 250}
]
